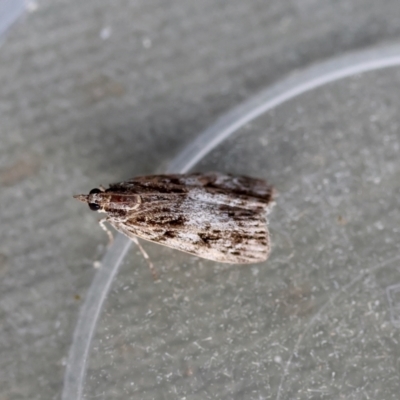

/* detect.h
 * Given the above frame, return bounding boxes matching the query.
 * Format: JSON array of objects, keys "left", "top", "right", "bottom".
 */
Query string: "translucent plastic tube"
[{"left": 0, "top": 0, "right": 25, "bottom": 39}]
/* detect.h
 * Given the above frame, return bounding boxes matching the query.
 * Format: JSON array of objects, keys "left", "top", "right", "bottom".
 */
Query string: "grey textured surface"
[
  {"left": 79, "top": 67, "right": 400, "bottom": 399},
  {"left": 1, "top": 0, "right": 400, "bottom": 399}
]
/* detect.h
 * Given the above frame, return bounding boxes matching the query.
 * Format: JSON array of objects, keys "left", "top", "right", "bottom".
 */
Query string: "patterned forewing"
[
  {"left": 109, "top": 197, "right": 270, "bottom": 263},
  {"left": 108, "top": 172, "right": 274, "bottom": 212}
]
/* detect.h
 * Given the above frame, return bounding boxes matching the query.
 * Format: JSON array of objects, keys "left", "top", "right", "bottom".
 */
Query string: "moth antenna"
[
  {"left": 130, "top": 236, "right": 159, "bottom": 280},
  {"left": 99, "top": 218, "right": 114, "bottom": 246}
]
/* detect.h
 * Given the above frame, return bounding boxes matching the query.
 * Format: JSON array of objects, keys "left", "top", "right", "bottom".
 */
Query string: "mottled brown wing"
[
  {"left": 108, "top": 197, "right": 270, "bottom": 264},
  {"left": 108, "top": 172, "right": 274, "bottom": 210}
]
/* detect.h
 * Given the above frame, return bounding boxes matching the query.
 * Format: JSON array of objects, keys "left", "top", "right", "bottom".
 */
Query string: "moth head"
[{"left": 73, "top": 188, "right": 105, "bottom": 212}]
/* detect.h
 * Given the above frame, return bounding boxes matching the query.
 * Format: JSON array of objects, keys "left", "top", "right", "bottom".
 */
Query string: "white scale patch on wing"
[{"left": 187, "top": 188, "right": 275, "bottom": 217}]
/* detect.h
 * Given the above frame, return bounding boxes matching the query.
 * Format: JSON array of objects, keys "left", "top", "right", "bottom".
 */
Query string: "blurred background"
[{"left": 2, "top": 0, "right": 400, "bottom": 399}]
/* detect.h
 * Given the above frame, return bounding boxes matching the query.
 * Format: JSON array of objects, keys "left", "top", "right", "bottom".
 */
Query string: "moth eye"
[
  {"left": 88, "top": 203, "right": 101, "bottom": 211},
  {"left": 88, "top": 188, "right": 102, "bottom": 211}
]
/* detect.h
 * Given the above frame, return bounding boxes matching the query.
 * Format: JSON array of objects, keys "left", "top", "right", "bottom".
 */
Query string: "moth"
[{"left": 74, "top": 172, "right": 275, "bottom": 277}]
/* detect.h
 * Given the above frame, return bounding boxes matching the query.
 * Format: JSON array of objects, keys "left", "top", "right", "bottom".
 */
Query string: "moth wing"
[
  {"left": 109, "top": 172, "right": 274, "bottom": 208},
  {"left": 109, "top": 199, "right": 270, "bottom": 264}
]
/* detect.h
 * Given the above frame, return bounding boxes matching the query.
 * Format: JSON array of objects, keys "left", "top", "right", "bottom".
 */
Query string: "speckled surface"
[
  {"left": 79, "top": 68, "right": 400, "bottom": 399},
  {"left": 1, "top": 0, "right": 400, "bottom": 399}
]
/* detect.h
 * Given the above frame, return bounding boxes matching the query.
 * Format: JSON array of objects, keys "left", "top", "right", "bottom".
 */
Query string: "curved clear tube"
[{"left": 0, "top": 0, "right": 25, "bottom": 39}]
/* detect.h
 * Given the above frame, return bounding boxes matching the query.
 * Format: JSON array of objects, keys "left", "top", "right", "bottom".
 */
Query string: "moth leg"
[
  {"left": 99, "top": 218, "right": 114, "bottom": 246},
  {"left": 130, "top": 236, "right": 159, "bottom": 280},
  {"left": 99, "top": 185, "right": 106, "bottom": 192}
]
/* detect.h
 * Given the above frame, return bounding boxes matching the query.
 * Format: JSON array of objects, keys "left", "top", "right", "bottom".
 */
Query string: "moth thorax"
[{"left": 107, "top": 194, "right": 141, "bottom": 211}]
